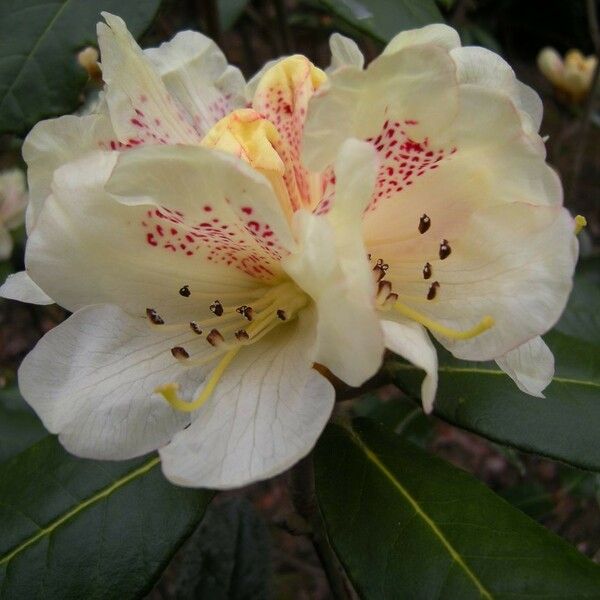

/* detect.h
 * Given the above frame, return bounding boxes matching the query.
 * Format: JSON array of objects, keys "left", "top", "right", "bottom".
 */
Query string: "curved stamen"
[
  {"left": 393, "top": 301, "right": 494, "bottom": 341},
  {"left": 155, "top": 348, "right": 240, "bottom": 412},
  {"left": 575, "top": 215, "right": 587, "bottom": 235}
]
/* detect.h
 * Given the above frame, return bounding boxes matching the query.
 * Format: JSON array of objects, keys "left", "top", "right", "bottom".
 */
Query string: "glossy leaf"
[
  {"left": 173, "top": 497, "right": 272, "bottom": 599},
  {"left": 0, "top": 437, "right": 212, "bottom": 599},
  {"left": 388, "top": 331, "right": 600, "bottom": 472},
  {"left": 219, "top": 0, "right": 250, "bottom": 30},
  {"left": 0, "top": 383, "right": 46, "bottom": 464},
  {"left": 315, "top": 419, "right": 600, "bottom": 599},
  {"left": 318, "top": 0, "right": 443, "bottom": 44},
  {"left": 0, "top": 0, "right": 161, "bottom": 135}
]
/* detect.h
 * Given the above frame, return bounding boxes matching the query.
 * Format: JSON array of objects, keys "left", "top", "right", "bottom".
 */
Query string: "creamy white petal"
[
  {"left": 495, "top": 336, "right": 554, "bottom": 397},
  {"left": 381, "top": 316, "right": 438, "bottom": 413},
  {"left": 145, "top": 30, "right": 245, "bottom": 137},
  {"left": 22, "top": 112, "right": 115, "bottom": 231},
  {"left": 378, "top": 202, "right": 577, "bottom": 361},
  {"left": 159, "top": 307, "right": 334, "bottom": 489},
  {"left": 328, "top": 33, "right": 364, "bottom": 71},
  {"left": 98, "top": 12, "right": 201, "bottom": 146},
  {"left": 26, "top": 148, "right": 288, "bottom": 321},
  {"left": 283, "top": 208, "right": 383, "bottom": 387},
  {"left": 18, "top": 304, "right": 215, "bottom": 459},
  {"left": 383, "top": 23, "right": 461, "bottom": 55},
  {"left": 451, "top": 46, "right": 543, "bottom": 133},
  {"left": 0, "top": 271, "right": 53, "bottom": 304},
  {"left": 302, "top": 44, "right": 458, "bottom": 172}
]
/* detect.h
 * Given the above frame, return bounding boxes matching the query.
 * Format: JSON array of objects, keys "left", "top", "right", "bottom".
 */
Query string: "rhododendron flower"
[
  {"left": 537, "top": 47, "right": 597, "bottom": 104},
  {"left": 1, "top": 15, "right": 578, "bottom": 489},
  {"left": 0, "top": 169, "right": 28, "bottom": 260}
]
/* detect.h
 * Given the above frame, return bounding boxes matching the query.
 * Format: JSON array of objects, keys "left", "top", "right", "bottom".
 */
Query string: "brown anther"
[
  {"left": 236, "top": 305, "right": 254, "bottom": 321},
  {"left": 423, "top": 262, "right": 432, "bottom": 279},
  {"left": 146, "top": 308, "right": 164, "bottom": 325},
  {"left": 367, "top": 253, "right": 372, "bottom": 261},
  {"left": 377, "top": 280, "right": 392, "bottom": 298},
  {"left": 427, "top": 281, "right": 440, "bottom": 300},
  {"left": 439, "top": 239, "right": 451, "bottom": 260},
  {"left": 372, "top": 265, "right": 386, "bottom": 282},
  {"left": 235, "top": 329, "right": 249, "bottom": 341},
  {"left": 276, "top": 309, "right": 287, "bottom": 321},
  {"left": 171, "top": 346, "right": 190, "bottom": 360},
  {"left": 209, "top": 300, "right": 224, "bottom": 316},
  {"left": 384, "top": 292, "right": 399, "bottom": 307},
  {"left": 207, "top": 329, "right": 225, "bottom": 346},
  {"left": 418, "top": 214, "right": 431, "bottom": 234},
  {"left": 179, "top": 285, "right": 191, "bottom": 297},
  {"left": 190, "top": 321, "right": 203, "bottom": 335}
]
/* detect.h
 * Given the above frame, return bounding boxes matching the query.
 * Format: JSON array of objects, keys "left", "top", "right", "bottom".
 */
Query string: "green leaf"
[
  {"left": 555, "top": 256, "right": 600, "bottom": 345},
  {"left": 218, "top": 0, "right": 250, "bottom": 31},
  {"left": 0, "top": 437, "right": 212, "bottom": 598},
  {"left": 388, "top": 330, "right": 600, "bottom": 472},
  {"left": 173, "top": 497, "right": 272, "bottom": 599},
  {"left": 315, "top": 419, "right": 600, "bottom": 599},
  {"left": 0, "top": 383, "right": 46, "bottom": 464},
  {"left": 318, "top": 0, "right": 443, "bottom": 44},
  {"left": 0, "top": 0, "right": 161, "bottom": 136}
]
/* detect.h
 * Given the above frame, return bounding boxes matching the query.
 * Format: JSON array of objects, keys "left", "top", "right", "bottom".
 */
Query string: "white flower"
[
  {"left": 0, "top": 169, "right": 28, "bottom": 260},
  {"left": 2, "top": 17, "right": 578, "bottom": 489}
]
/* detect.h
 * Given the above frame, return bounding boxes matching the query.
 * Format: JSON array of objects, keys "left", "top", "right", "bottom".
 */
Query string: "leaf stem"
[{"left": 288, "top": 454, "right": 356, "bottom": 600}]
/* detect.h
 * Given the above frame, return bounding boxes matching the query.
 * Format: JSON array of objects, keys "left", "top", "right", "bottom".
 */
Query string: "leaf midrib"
[
  {"left": 0, "top": 0, "right": 70, "bottom": 116},
  {"left": 0, "top": 455, "right": 160, "bottom": 565},
  {"left": 388, "top": 363, "right": 600, "bottom": 389},
  {"left": 348, "top": 427, "right": 494, "bottom": 600}
]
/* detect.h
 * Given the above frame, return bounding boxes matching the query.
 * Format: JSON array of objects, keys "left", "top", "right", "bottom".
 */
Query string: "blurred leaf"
[
  {"left": 315, "top": 419, "right": 600, "bottom": 599},
  {"left": 0, "top": 0, "right": 161, "bottom": 136},
  {"left": 219, "top": 0, "right": 250, "bottom": 30},
  {"left": 0, "top": 260, "right": 13, "bottom": 285},
  {"left": 555, "top": 255, "right": 600, "bottom": 345},
  {"left": 500, "top": 482, "right": 554, "bottom": 520},
  {"left": 458, "top": 24, "right": 502, "bottom": 53},
  {"left": 318, "top": 0, "right": 443, "bottom": 44},
  {"left": 387, "top": 330, "right": 600, "bottom": 472},
  {"left": 0, "top": 438, "right": 212, "bottom": 598},
  {"left": 173, "top": 496, "right": 272, "bottom": 600},
  {"left": 0, "top": 383, "right": 46, "bottom": 464},
  {"left": 353, "top": 392, "right": 433, "bottom": 447}
]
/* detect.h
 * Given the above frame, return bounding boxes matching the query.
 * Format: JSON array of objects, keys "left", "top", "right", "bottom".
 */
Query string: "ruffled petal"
[
  {"left": 377, "top": 202, "right": 577, "bottom": 361},
  {"left": 144, "top": 29, "right": 245, "bottom": 137},
  {"left": 25, "top": 149, "right": 284, "bottom": 321},
  {"left": 18, "top": 304, "right": 214, "bottom": 459},
  {"left": 381, "top": 315, "right": 438, "bottom": 413},
  {"left": 159, "top": 307, "right": 334, "bottom": 489},
  {"left": 284, "top": 140, "right": 384, "bottom": 385},
  {"left": 0, "top": 271, "right": 53, "bottom": 304},
  {"left": 495, "top": 336, "right": 554, "bottom": 397},
  {"left": 328, "top": 33, "right": 364, "bottom": 71},
  {"left": 383, "top": 23, "right": 461, "bottom": 55},
  {"left": 97, "top": 12, "right": 201, "bottom": 147}
]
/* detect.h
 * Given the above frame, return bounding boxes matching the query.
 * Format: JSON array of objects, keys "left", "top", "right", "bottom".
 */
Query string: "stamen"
[
  {"left": 377, "top": 280, "right": 392, "bottom": 298},
  {"left": 423, "top": 262, "right": 432, "bottom": 280},
  {"left": 276, "top": 309, "right": 287, "bottom": 321},
  {"left": 418, "top": 214, "right": 431, "bottom": 234},
  {"left": 171, "top": 346, "right": 190, "bottom": 360},
  {"left": 427, "top": 281, "right": 440, "bottom": 300},
  {"left": 146, "top": 308, "right": 164, "bottom": 325},
  {"left": 383, "top": 292, "right": 398, "bottom": 307},
  {"left": 156, "top": 348, "right": 240, "bottom": 413},
  {"left": 179, "top": 285, "right": 191, "bottom": 297},
  {"left": 372, "top": 265, "right": 386, "bottom": 283},
  {"left": 190, "top": 321, "right": 203, "bottom": 335},
  {"left": 236, "top": 305, "right": 254, "bottom": 321},
  {"left": 209, "top": 300, "right": 224, "bottom": 316},
  {"left": 394, "top": 301, "right": 494, "bottom": 341},
  {"left": 207, "top": 329, "right": 225, "bottom": 346},
  {"left": 575, "top": 215, "right": 587, "bottom": 235},
  {"left": 235, "top": 329, "right": 249, "bottom": 341},
  {"left": 439, "top": 239, "right": 451, "bottom": 260}
]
